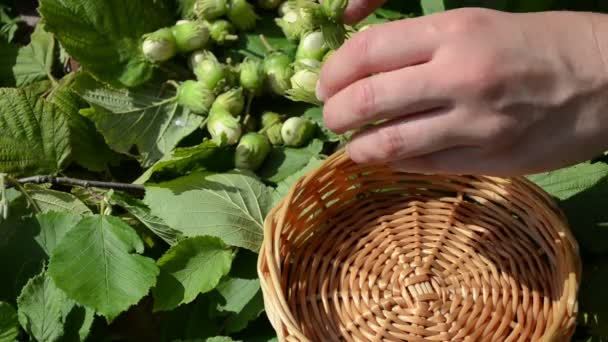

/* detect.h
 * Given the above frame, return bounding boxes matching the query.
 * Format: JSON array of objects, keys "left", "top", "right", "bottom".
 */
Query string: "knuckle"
[
  {"left": 318, "top": 62, "right": 338, "bottom": 97},
  {"left": 443, "top": 8, "right": 494, "bottom": 34},
  {"left": 351, "top": 78, "right": 376, "bottom": 120},
  {"left": 451, "top": 56, "right": 504, "bottom": 97},
  {"left": 345, "top": 31, "right": 372, "bottom": 70},
  {"left": 477, "top": 115, "right": 518, "bottom": 146},
  {"left": 377, "top": 125, "right": 405, "bottom": 159}
]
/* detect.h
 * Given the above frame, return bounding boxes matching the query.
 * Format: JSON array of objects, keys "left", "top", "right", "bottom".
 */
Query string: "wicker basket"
[{"left": 257, "top": 149, "right": 582, "bottom": 342}]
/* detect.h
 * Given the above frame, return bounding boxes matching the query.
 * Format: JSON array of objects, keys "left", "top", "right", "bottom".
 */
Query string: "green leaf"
[
  {"left": 216, "top": 252, "right": 266, "bottom": 334},
  {"left": 234, "top": 12, "right": 297, "bottom": 60},
  {"left": 272, "top": 156, "right": 324, "bottom": 205},
  {"left": 0, "top": 209, "right": 78, "bottom": 287},
  {"left": 13, "top": 23, "right": 56, "bottom": 87},
  {"left": 15, "top": 268, "right": 95, "bottom": 342},
  {"left": 354, "top": 13, "right": 389, "bottom": 28},
  {"left": 302, "top": 107, "right": 343, "bottom": 143},
  {"left": 48, "top": 75, "right": 117, "bottom": 172},
  {"left": 0, "top": 302, "right": 18, "bottom": 342},
  {"left": 172, "top": 337, "right": 241, "bottom": 342},
  {"left": 62, "top": 304, "right": 95, "bottom": 342},
  {"left": 48, "top": 215, "right": 160, "bottom": 320},
  {"left": 21, "top": 184, "right": 92, "bottom": 215},
  {"left": 109, "top": 192, "right": 183, "bottom": 246},
  {"left": 528, "top": 162, "right": 608, "bottom": 200},
  {"left": 134, "top": 140, "right": 234, "bottom": 185},
  {"left": 228, "top": 311, "right": 277, "bottom": 342},
  {"left": 372, "top": 9, "right": 407, "bottom": 20},
  {"left": 421, "top": 0, "right": 446, "bottom": 14},
  {"left": 18, "top": 81, "right": 55, "bottom": 100},
  {"left": 207, "top": 337, "right": 239, "bottom": 342},
  {"left": 0, "top": 207, "right": 47, "bottom": 302},
  {"left": 153, "top": 236, "right": 234, "bottom": 312},
  {"left": 529, "top": 162, "right": 608, "bottom": 255},
  {"left": 216, "top": 278, "right": 260, "bottom": 314},
  {"left": 257, "top": 139, "right": 324, "bottom": 183},
  {"left": 68, "top": 187, "right": 107, "bottom": 210},
  {"left": 17, "top": 271, "right": 71, "bottom": 342},
  {"left": 222, "top": 290, "right": 264, "bottom": 334},
  {"left": 158, "top": 295, "right": 222, "bottom": 341},
  {"left": 33, "top": 211, "right": 83, "bottom": 256},
  {"left": 39, "top": 0, "right": 175, "bottom": 88},
  {"left": 0, "top": 5, "right": 21, "bottom": 44},
  {"left": 144, "top": 171, "right": 272, "bottom": 252},
  {"left": 0, "top": 184, "right": 88, "bottom": 303},
  {"left": 215, "top": 277, "right": 263, "bottom": 334},
  {"left": 73, "top": 73, "right": 204, "bottom": 167},
  {"left": 0, "top": 87, "right": 71, "bottom": 177}
]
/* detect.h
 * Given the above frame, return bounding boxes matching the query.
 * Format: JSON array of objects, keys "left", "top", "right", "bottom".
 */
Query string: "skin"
[{"left": 316, "top": 4, "right": 608, "bottom": 176}]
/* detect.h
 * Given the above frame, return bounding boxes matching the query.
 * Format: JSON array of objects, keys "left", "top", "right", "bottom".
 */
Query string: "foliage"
[{"left": 0, "top": 0, "right": 607, "bottom": 341}]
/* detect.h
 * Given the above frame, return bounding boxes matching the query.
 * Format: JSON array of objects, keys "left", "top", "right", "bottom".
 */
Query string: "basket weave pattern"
[{"left": 258, "top": 150, "right": 581, "bottom": 342}]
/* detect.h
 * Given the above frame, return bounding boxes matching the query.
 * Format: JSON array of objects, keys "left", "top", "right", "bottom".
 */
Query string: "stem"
[
  {"left": 7, "top": 175, "right": 145, "bottom": 195},
  {"left": 0, "top": 174, "right": 8, "bottom": 220},
  {"left": 160, "top": 80, "right": 181, "bottom": 98},
  {"left": 47, "top": 72, "right": 59, "bottom": 87},
  {"left": 155, "top": 97, "right": 179, "bottom": 107},
  {"left": 257, "top": 116, "right": 282, "bottom": 134},
  {"left": 200, "top": 117, "right": 209, "bottom": 129},
  {"left": 166, "top": 80, "right": 180, "bottom": 90},
  {"left": 99, "top": 198, "right": 107, "bottom": 216},
  {"left": 100, "top": 194, "right": 113, "bottom": 216},
  {"left": 245, "top": 93, "right": 254, "bottom": 116},
  {"left": 8, "top": 177, "right": 42, "bottom": 213},
  {"left": 259, "top": 34, "right": 274, "bottom": 52},
  {"left": 164, "top": 80, "right": 179, "bottom": 97},
  {"left": 257, "top": 124, "right": 271, "bottom": 135}
]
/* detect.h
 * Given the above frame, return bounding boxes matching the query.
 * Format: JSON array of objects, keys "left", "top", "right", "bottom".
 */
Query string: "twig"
[
  {"left": 7, "top": 177, "right": 42, "bottom": 213},
  {"left": 8, "top": 175, "right": 145, "bottom": 195},
  {"left": 259, "top": 34, "right": 274, "bottom": 52},
  {"left": 245, "top": 92, "right": 254, "bottom": 116}
]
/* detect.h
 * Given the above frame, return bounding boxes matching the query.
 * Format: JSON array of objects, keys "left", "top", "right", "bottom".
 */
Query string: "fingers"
[
  {"left": 345, "top": 108, "right": 474, "bottom": 164},
  {"left": 385, "top": 147, "right": 517, "bottom": 176},
  {"left": 343, "top": 0, "right": 386, "bottom": 25},
  {"left": 322, "top": 62, "right": 450, "bottom": 134},
  {"left": 388, "top": 147, "right": 485, "bottom": 175},
  {"left": 316, "top": 17, "right": 440, "bottom": 102},
  {"left": 386, "top": 144, "right": 541, "bottom": 176}
]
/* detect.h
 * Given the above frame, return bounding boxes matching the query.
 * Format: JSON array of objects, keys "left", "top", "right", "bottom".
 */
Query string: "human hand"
[{"left": 317, "top": 8, "right": 608, "bottom": 176}]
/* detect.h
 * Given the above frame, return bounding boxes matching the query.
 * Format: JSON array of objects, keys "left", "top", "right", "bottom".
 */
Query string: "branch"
[{"left": 8, "top": 175, "right": 145, "bottom": 195}]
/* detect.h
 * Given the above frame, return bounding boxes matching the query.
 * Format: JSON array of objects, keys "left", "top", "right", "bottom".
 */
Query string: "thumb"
[{"left": 343, "top": 0, "right": 386, "bottom": 24}]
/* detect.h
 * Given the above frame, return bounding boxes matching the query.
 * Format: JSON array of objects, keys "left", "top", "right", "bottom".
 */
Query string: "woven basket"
[{"left": 257, "top": 149, "right": 582, "bottom": 342}]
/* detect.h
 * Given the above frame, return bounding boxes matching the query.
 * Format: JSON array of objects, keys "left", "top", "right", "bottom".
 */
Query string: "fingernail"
[{"left": 315, "top": 80, "right": 326, "bottom": 102}]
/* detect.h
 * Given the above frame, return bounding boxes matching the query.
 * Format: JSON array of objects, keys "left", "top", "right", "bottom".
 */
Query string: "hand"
[{"left": 317, "top": 8, "right": 608, "bottom": 176}]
